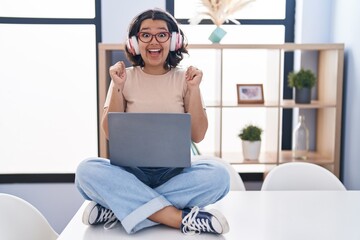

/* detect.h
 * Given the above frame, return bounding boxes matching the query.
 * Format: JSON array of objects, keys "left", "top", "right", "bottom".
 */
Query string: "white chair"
[
  {"left": 261, "top": 162, "right": 346, "bottom": 191},
  {"left": 192, "top": 155, "right": 246, "bottom": 191},
  {"left": 0, "top": 193, "right": 59, "bottom": 240}
]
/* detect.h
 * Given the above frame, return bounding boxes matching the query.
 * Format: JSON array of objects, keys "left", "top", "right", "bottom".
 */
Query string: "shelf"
[
  {"left": 207, "top": 101, "right": 279, "bottom": 108},
  {"left": 219, "top": 152, "right": 278, "bottom": 164},
  {"left": 281, "top": 100, "right": 337, "bottom": 109},
  {"left": 214, "top": 151, "right": 334, "bottom": 165},
  {"left": 279, "top": 151, "right": 334, "bottom": 165},
  {"left": 206, "top": 100, "right": 337, "bottom": 108},
  {"left": 175, "top": 43, "right": 345, "bottom": 51}
]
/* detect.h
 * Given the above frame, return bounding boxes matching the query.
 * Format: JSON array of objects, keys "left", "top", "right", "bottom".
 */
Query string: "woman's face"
[{"left": 137, "top": 19, "right": 171, "bottom": 72}]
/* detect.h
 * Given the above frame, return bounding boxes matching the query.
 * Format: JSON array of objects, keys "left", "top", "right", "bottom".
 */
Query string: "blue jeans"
[{"left": 75, "top": 157, "right": 230, "bottom": 234}]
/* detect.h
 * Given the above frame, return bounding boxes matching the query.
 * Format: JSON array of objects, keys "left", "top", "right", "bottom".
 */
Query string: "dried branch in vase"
[{"left": 189, "top": 0, "right": 256, "bottom": 27}]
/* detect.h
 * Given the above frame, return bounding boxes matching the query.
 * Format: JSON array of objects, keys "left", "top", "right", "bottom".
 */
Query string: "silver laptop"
[{"left": 108, "top": 112, "right": 191, "bottom": 168}]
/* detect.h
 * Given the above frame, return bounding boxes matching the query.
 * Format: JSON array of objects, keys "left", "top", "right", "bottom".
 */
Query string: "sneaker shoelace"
[
  {"left": 181, "top": 206, "right": 214, "bottom": 235},
  {"left": 97, "top": 207, "right": 118, "bottom": 230}
]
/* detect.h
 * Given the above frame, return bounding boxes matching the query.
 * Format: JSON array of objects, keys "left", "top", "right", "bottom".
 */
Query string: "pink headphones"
[{"left": 126, "top": 9, "right": 183, "bottom": 56}]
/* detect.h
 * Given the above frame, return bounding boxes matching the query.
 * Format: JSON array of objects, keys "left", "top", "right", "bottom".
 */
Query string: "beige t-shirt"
[{"left": 104, "top": 66, "right": 204, "bottom": 113}]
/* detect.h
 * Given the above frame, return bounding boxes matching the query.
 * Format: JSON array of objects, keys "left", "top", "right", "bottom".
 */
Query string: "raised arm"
[
  {"left": 184, "top": 66, "right": 208, "bottom": 143},
  {"left": 101, "top": 61, "right": 127, "bottom": 139}
]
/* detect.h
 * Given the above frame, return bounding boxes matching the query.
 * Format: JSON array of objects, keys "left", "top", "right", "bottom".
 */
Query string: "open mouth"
[{"left": 147, "top": 49, "right": 161, "bottom": 55}]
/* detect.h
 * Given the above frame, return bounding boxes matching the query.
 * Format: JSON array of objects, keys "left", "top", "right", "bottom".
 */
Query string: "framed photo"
[{"left": 237, "top": 84, "right": 264, "bottom": 104}]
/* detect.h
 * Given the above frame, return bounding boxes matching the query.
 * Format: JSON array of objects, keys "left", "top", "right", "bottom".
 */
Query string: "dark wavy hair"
[{"left": 125, "top": 9, "right": 188, "bottom": 68}]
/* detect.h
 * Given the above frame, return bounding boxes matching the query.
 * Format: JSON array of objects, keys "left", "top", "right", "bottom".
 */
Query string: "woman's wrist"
[
  {"left": 112, "top": 81, "right": 125, "bottom": 93},
  {"left": 187, "top": 85, "right": 201, "bottom": 95}
]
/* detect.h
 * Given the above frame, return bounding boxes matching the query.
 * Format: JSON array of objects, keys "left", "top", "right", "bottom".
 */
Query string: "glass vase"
[{"left": 292, "top": 115, "right": 309, "bottom": 160}]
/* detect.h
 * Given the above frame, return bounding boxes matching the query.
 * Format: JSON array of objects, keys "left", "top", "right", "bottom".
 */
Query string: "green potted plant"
[
  {"left": 288, "top": 68, "right": 317, "bottom": 104},
  {"left": 238, "top": 124, "right": 263, "bottom": 160}
]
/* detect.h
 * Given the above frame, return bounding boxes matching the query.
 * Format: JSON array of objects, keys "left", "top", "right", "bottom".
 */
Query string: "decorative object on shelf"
[
  {"left": 238, "top": 124, "right": 263, "bottom": 160},
  {"left": 237, "top": 84, "right": 264, "bottom": 104},
  {"left": 288, "top": 68, "right": 317, "bottom": 104},
  {"left": 208, "top": 26, "right": 227, "bottom": 43},
  {"left": 189, "top": 0, "right": 256, "bottom": 43},
  {"left": 292, "top": 115, "right": 309, "bottom": 160}
]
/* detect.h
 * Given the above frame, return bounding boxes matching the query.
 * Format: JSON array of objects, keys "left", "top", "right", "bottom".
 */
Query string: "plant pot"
[
  {"left": 208, "top": 26, "right": 227, "bottom": 43},
  {"left": 295, "top": 88, "right": 311, "bottom": 104},
  {"left": 242, "top": 140, "right": 261, "bottom": 160}
]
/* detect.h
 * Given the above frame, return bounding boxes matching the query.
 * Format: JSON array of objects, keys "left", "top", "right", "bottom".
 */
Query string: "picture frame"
[{"left": 237, "top": 84, "right": 264, "bottom": 104}]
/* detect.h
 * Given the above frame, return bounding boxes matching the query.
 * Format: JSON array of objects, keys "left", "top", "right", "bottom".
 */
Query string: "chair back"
[
  {"left": 192, "top": 155, "right": 246, "bottom": 191},
  {"left": 0, "top": 193, "right": 59, "bottom": 240},
  {"left": 261, "top": 162, "right": 346, "bottom": 191}
]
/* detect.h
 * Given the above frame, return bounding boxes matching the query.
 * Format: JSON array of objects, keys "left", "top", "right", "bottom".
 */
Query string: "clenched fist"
[
  {"left": 109, "top": 61, "right": 127, "bottom": 88},
  {"left": 185, "top": 66, "right": 203, "bottom": 89}
]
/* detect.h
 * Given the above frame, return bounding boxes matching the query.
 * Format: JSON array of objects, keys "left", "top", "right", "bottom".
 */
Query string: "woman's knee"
[
  {"left": 75, "top": 157, "right": 109, "bottom": 182},
  {"left": 209, "top": 162, "right": 230, "bottom": 190},
  {"left": 193, "top": 160, "right": 230, "bottom": 191}
]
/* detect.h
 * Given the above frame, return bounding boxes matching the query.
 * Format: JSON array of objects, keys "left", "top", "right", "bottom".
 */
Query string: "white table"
[{"left": 58, "top": 191, "right": 360, "bottom": 240}]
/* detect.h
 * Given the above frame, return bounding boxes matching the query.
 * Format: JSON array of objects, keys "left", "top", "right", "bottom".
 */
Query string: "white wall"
[
  {"left": 294, "top": 0, "right": 334, "bottom": 43},
  {"left": 332, "top": 0, "right": 360, "bottom": 190},
  {"left": 296, "top": 0, "right": 360, "bottom": 189}
]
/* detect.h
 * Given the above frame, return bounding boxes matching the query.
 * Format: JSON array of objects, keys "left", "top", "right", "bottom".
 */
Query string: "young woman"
[{"left": 75, "top": 8, "right": 230, "bottom": 235}]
